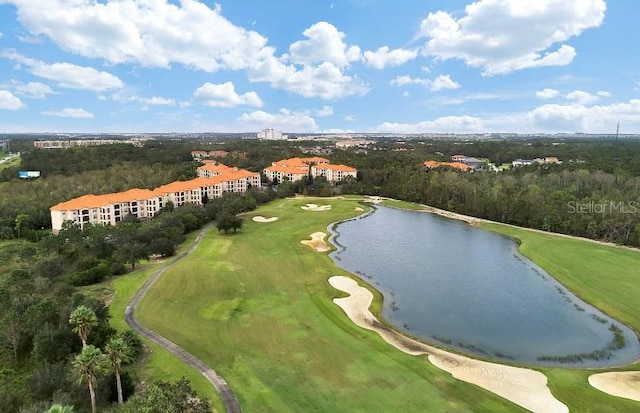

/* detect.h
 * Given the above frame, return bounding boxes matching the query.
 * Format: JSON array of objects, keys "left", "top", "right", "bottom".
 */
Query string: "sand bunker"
[
  {"left": 301, "top": 232, "right": 330, "bottom": 252},
  {"left": 328, "top": 276, "right": 568, "bottom": 413},
  {"left": 355, "top": 207, "right": 364, "bottom": 211},
  {"left": 364, "top": 196, "right": 383, "bottom": 204},
  {"left": 252, "top": 216, "right": 279, "bottom": 223},
  {"left": 589, "top": 372, "right": 640, "bottom": 402},
  {"left": 301, "top": 203, "right": 332, "bottom": 211}
]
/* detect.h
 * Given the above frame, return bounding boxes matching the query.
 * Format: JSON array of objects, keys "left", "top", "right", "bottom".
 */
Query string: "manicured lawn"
[
  {"left": 136, "top": 198, "right": 522, "bottom": 412},
  {"left": 481, "top": 222, "right": 640, "bottom": 412},
  {"left": 108, "top": 231, "right": 225, "bottom": 412},
  {"left": 0, "top": 154, "right": 20, "bottom": 171}
]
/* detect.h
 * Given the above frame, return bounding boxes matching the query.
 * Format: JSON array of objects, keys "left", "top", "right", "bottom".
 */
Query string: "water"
[{"left": 329, "top": 206, "right": 640, "bottom": 367}]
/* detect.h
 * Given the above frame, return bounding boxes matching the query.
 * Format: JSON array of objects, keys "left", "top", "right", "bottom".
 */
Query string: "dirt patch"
[
  {"left": 589, "top": 371, "right": 640, "bottom": 402},
  {"left": 301, "top": 232, "right": 330, "bottom": 252},
  {"left": 328, "top": 275, "right": 568, "bottom": 413},
  {"left": 252, "top": 216, "right": 279, "bottom": 223}
]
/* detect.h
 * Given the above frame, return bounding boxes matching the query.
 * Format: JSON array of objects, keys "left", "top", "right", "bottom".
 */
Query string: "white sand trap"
[
  {"left": 252, "top": 216, "right": 279, "bottom": 223},
  {"left": 589, "top": 372, "right": 640, "bottom": 402},
  {"left": 301, "top": 203, "right": 332, "bottom": 211},
  {"left": 328, "top": 276, "right": 568, "bottom": 413},
  {"left": 355, "top": 207, "right": 364, "bottom": 211},
  {"left": 301, "top": 232, "right": 330, "bottom": 252}
]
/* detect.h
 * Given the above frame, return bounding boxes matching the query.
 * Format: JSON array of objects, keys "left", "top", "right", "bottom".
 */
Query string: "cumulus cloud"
[
  {"left": 193, "top": 82, "right": 262, "bottom": 108},
  {"left": 289, "top": 22, "right": 361, "bottom": 67},
  {"left": 390, "top": 74, "right": 460, "bottom": 91},
  {"left": 418, "top": 0, "right": 606, "bottom": 75},
  {"left": 3, "top": 1, "right": 371, "bottom": 100},
  {"left": 536, "top": 88, "right": 560, "bottom": 99},
  {"left": 376, "top": 116, "right": 485, "bottom": 133},
  {"left": 528, "top": 100, "right": 640, "bottom": 133},
  {"left": 0, "top": 50, "right": 123, "bottom": 91},
  {"left": 248, "top": 58, "right": 369, "bottom": 100},
  {"left": 362, "top": 46, "right": 418, "bottom": 69},
  {"left": 565, "top": 90, "right": 601, "bottom": 105},
  {"left": 315, "top": 105, "right": 333, "bottom": 117},
  {"left": 42, "top": 108, "right": 94, "bottom": 118},
  {"left": 0, "top": 90, "right": 26, "bottom": 110},
  {"left": 237, "top": 108, "right": 318, "bottom": 131},
  {"left": 4, "top": 80, "right": 54, "bottom": 99}
]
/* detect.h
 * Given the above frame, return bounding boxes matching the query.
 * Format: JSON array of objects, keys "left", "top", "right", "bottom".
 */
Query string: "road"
[{"left": 125, "top": 225, "right": 243, "bottom": 413}]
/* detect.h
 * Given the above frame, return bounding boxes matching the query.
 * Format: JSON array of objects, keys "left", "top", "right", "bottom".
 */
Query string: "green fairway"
[
  {"left": 108, "top": 232, "right": 225, "bottom": 412},
  {"left": 135, "top": 198, "right": 524, "bottom": 412},
  {"left": 480, "top": 222, "right": 640, "bottom": 411}
]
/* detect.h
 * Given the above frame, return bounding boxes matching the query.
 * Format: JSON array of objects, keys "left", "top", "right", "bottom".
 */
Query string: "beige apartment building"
[
  {"left": 263, "top": 157, "right": 356, "bottom": 183},
  {"left": 50, "top": 165, "right": 261, "bottom": 233}
]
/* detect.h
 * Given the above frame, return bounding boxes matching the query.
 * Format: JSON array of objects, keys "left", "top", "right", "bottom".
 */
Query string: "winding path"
[{"left": 125, "top": 225, "right": 242, "bottom": 413}]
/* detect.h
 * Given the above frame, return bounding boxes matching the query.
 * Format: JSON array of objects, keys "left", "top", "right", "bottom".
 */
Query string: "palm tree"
[
  {"left": 69, "top": 305, "right": 97, "bottom": 347},
  {"left": 72, "top": 345, "right": 108, "bottom": 413},
  {"left": 105, "top": 336, "right": 133, "bottom": 406},
  {"left": 47, "top": 404, "right": 74, "bottom": 413}
]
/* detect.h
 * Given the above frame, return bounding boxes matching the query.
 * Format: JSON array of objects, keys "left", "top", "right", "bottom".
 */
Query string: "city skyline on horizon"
[{"left": 1, "top": 0, "right": 639, "bottom": 135}]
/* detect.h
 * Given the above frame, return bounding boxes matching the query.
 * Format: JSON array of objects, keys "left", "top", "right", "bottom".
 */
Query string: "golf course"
[{"left": 109, "top": 197, "right": 640, "bottom": 412}]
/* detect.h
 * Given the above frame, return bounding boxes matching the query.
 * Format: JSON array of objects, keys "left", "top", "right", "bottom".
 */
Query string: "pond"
[{"left": 329, "top": 206, "right": 640, "bottom": 367}]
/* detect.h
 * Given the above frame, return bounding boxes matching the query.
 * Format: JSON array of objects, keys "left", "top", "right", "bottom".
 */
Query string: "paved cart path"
[{"left": 125, "top": 226, "right": 242, "bottom": 413}]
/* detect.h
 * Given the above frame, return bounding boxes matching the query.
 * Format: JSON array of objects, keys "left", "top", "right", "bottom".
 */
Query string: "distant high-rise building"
[{"left": 257, "top": 128, "right": 286, "bottom": 140}]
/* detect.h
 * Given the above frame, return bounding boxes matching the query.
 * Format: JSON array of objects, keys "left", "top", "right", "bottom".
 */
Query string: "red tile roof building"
[
  {"left": 263, "top": 157, "right": 356, "bottom": 183},
  {"left": 50, "top": 164, "right": 260, "bottom": 233}
]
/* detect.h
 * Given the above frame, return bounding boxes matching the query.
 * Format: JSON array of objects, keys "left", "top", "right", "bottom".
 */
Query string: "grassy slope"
[
  {"left": 479, "top": 222, "right": 640, "bottom": 412},
  {"left": 108, "top": 232, "right": 225, "bottom": 412},
  {"left": 136, "top": 198, "right": 522, "bottom": 412},
  {"left": 0, "top": 154, "right": 20, "bottom": 171}
]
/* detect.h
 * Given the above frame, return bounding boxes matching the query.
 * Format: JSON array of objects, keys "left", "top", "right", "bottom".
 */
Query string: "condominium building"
[
  {"left": 257, "top": 128, "right": 287, "bottom": 140},
  {"left": 311, "top": 163, "right": 358, "bottom": 183},
  {"left": 50, "top": 164, "right": 261, "bottom": 233},
  {"left": 263, "top": 157, "right": 356, "bottom": 183}
]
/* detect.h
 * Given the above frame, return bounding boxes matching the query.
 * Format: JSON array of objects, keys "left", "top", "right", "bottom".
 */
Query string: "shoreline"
[{"left": 328, "top": 275, "right": 568, "bottom": 413}]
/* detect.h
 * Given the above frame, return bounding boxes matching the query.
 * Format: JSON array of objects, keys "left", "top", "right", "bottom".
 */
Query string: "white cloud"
[
  {"left": 289, "top": 22, "right": 361, "bottom": 67},
  {"left": 237, "top": 108, "right": 318, "bottom": 131},
  {"left": 344, "top": 115, "right": 356, "bottom": 122},
  {"left": 0, "top": 90, "right": 26, "bottom": 110},
  {"left": 42, "top": 108, "right": 94, "bottom": 118},
  {"left": 248, "top": 57, "right": 369, "bottom": 100},
  {"left": 536, "top": 88, "right": 560, "bottom": 99},
  {"left": 376, "top": 116, "right": 485, "bottom": 133},
  {"left": 315, "top": 105, "right": 334, "bottom": 117},
  {"left": 3, "top": 0, "right": 269, "bottom": 72},
  {"left": 528, "top": 99, "right": 640, "bottom": 133},
  {"left": 193, "top": 82, "right": 262, "bottom": 108},
  {"left": 565, "top": 90, "right": 600, "bottom": 105},
  {"left": 0, "top": 50, "right": 123, "bottom": 91},
  {"left": 390, "top": 74, "right": 460, "bottom": 91},
  {"left": 362, "top": 46, "right": 418, "bottom": 69},
  {"left": 4, "top": 80, "right": 54, "bottom": 99},
  {"left": 109, "top": 91, "right": 176, "bottom": 106},
  {"left": 418, "top": 0, "right": 606, "bottom": 75},
  {"left": 597, "top": 90, "right": 611, "bottom": 97},
  {"left": 431, "top": 75, "right": 461, "bottom": 91}
]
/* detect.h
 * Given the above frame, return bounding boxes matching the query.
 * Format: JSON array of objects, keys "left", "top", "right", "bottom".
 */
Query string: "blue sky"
[{"left": 0, "top": 0, "right": 638, "bottom": 134}]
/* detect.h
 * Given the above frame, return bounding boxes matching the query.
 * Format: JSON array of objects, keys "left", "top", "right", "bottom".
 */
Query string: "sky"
[{"left": 0, "top": 0, "right": 638, "bottom": 134}]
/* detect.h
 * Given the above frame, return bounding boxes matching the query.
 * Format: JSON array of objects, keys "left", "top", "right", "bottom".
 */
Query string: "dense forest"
[{"left": 0, "top": 136, "right": 638, "bottom": 411}]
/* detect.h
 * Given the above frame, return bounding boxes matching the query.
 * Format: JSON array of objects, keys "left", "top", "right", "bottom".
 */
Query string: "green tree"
[
  {"left": 47, "top": 404, "right": 74, "bottom": 413},
  {"left": 69, "top": 306, "right": 98, "bottom": 348},
  {"left": 72, "top": 345, "right": 108, "bottom": 413},
  {"left": 14, "top": 213, "right": 29, "bottom": 238},
  {"left": 121, "top": 378, "right": 210, "bottom": 413},
  {"left": 104, "top": 336, "right": 133, "bottom": 406}
]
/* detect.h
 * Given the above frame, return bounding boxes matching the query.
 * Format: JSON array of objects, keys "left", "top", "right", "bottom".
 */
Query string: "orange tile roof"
[
  {"left": 50, "top": 188, "right": 157, "bottom": 211},
  {"left": 314, "top": 164, "right": 357, "bottom": 172},
  {"left": 265, "top": 164, "right": 309, "bottom": 174},
  {"left": 198, "top": 163, "right": 237, "bottom": 174},
  {"left": 276, "top": 157, "right": 329, "bottom": 167}
]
